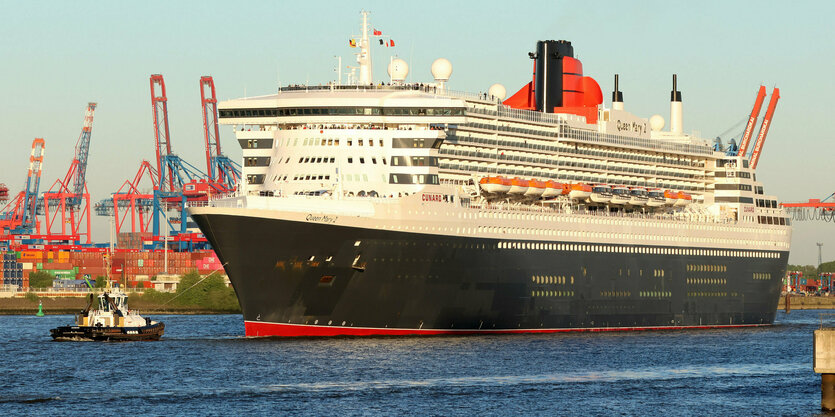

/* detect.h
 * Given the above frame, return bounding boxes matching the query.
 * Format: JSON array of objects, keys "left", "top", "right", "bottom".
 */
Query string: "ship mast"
[{"left": 357, "top": 11, "right": 372, "bottom": 85}]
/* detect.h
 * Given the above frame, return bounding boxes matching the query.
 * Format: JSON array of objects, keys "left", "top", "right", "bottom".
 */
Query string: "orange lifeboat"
[
  {"left": 664, "top": 190, "right": 679, "bottom": 206},
  {"left": 479, "top": 176, "right": 511, "bottom": 194},
  {"left": 675, "top": 191, "right": 692, "bottom": 206},
  {"left": 524, "top": 179, "right": 546, "bottom": 197},
  {"left": 508, "top": 177, "right": 529, "bottom": 194},
  {"left": 542, "top": 180, "right": 564, "bottom": 198},
  {"left": 568, "top": 183, "right": 592, "bottom": 200}
]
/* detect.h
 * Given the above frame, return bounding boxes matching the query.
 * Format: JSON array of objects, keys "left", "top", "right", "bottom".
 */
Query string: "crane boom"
[
  {"left": 70, "top": 103, "right": 97, "bottom": 207},
  {"left": 749, "top": 87, "right": 780, "bottom": 170},
  {"left": 21, "top": 138, "right": 45, "bottom": 232},
  {"left": 150, "top": 74, "right": 175, "bottom": 193},
  {"left": 736, "top": 85, "right": 767, "bottom": 157},
  {"left": 200, "top": 76, "right": 222, "bottom": 183}
]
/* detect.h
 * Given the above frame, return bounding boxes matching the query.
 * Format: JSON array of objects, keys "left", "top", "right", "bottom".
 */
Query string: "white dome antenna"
[
  {"left": 488, "top": 83, "right": 507, "bottom": 101},
  {"left": 650, "top": 114, "right": 665, "bottom": 132},
  {"left": 431, "top": 58, "right": 452, "bottom": 90},
  {"left": 387, "top": 58, "right": 409, "bottom": 83}
]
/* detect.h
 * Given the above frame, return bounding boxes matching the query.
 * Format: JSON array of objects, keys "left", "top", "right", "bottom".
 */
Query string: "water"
[{"left": 0, "top": 311, "right": 828, "bottom": 416}]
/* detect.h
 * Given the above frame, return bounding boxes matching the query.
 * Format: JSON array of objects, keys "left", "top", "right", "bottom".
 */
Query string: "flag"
[
  {"left": 373, "top": 29, "right": 382, "bottom": 36},
  {"left": 389, "top": 39, "right": 395, "bottom": 47},
  {"left": 349, "top": 39, "right": 357, "bottom": 47}
]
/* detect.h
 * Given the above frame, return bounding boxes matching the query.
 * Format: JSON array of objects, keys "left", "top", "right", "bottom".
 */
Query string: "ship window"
[
  {"left": 372, "top": 158, "right": 377, "bottom": 164},
  {"left": 379, "top": 140, "right": 384, "bottom": 147},
  {"left": 347, "top": 139, "right": 353, "bottom": 146},
  {"left": 330, "top": 157, "right": 335, "bottom": 163},
  {"left": 360, "top": 158, "right": 365, "bottom": 164},
  {"left": 358, "top": 139, "right": 364, "bottom": 146},
  {"left": 348, "top": 158, "right": 353, "bottom": 163},
  {"left": 316, "top": 158, "right": 322, "bottom": 163}
]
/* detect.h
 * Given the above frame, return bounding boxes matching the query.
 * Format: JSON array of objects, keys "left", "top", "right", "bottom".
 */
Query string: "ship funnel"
[
  {"left": 532, "top": 40, "right": 581, "bottom": 113},
  {"left": 670, "top": 74, "right": 683, "bottom": 134},
  {"left": 612, "top": 74, "right": 623, "bottom": 111}
]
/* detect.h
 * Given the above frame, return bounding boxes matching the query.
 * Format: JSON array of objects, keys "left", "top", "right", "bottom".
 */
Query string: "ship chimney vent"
[
  {"left": 670, "top": 74, "right": 683, "bottom": 134},
  {"left": 612, "top": 74, "right": 624, "bottom": 111}
]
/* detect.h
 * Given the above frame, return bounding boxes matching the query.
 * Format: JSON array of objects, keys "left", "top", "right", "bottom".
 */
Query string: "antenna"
[{"left": 819, "top": 242, "right": 825, "bottom": 268}]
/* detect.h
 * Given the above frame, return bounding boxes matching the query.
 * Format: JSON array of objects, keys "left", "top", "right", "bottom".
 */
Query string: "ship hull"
[{"left": 192, "top": 211, "right": 788, "bottom": 337}]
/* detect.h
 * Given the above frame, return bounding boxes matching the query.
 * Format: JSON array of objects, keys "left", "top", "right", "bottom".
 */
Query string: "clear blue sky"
[{"left": 0, "top": 0, "right": 832, "bottom": 265}]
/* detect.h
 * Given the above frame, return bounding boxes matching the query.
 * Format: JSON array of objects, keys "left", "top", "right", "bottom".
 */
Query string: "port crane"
[
  {"left": 94, "top": 160, "right": 159, "bottom": 237},
  {"left": 149, "top": 74, "right": 208, "bottom": 249},
  {"left": 200, "top": 76, "right": 241, "bottom": 193},
  {"left": 0, "top": 139, "right": 46, "bottom": 236},
  {"left": 39, "top": 103, "right": 97, "bottom": 243}
]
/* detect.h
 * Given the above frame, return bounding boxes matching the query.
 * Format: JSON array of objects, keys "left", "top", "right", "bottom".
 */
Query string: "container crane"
[
  {"left": 200, "top": 76, "right": 241, "bottom": 193},
  {"left": 736, "top": 86, "right": 767, "bottom": 158},
  {"left": 748, "top": 87, "right": 780, "bottom": 170},
  {"left": 94, "top": 160, "right": 159, "bottom": 238},
  {"left": 0, "top": 139, "right": 46, "bottom": 236},
  {"left": 149, "top": 74, "right": 207, "bottom": 249},
  {"left": 40, "top": 103, "right": 97, "bottom": 243}
]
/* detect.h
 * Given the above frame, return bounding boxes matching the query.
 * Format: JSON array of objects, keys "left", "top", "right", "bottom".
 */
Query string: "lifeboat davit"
[
  {"left": 480, "top": 176, "right": 511, "bottom": 194},
  {"left": 541, "top": 180, "right": 564, "bottom": 198},
  {"left": 675, "top": 191, "right": 692, "bottom": 206},
  {"left": 646, "top": 189, "right": 666, "bottom": 207},
  {"left": 610, "top": 186, "right": 631, "bottom": 205},
  {"left": 508, "top": 177, "right": 529, "bottom": 194},
  {"left": 664, "top": 190, "right": 679, "bottom": 206},
  {"left": 524, "top": 179, "right": 546, "bottom": 197},
  {"left": 629, "top": 187, "right": 648, "bottom": 206},
  {"left": 589, "top": 184, "right": 612, "bottom": 203},
  {"left": 568, "top": 183, "right": 592, "bottom": 200}
]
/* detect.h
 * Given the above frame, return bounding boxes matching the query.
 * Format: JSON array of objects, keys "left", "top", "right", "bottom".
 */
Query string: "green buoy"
[{"left": 36, "top": 301, "right": 44, "bottom": 317}]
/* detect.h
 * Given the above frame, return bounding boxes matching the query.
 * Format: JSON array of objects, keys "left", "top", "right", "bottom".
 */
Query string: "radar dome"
[
  {"left": 649, "top": 114, "right": 665, "bottom": 132},
  {"left": 387, "top": 58, "right": 409, "bottom": 82},
  {"left": 431, "top": 58, "right": 452, "bottom": 81},
  {"left": 488, "top": 84, "right": 507, "bottom": 100}
]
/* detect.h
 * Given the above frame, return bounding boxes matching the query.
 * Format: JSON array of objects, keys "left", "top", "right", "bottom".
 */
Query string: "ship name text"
[{"left": 305, "top": 214, "right": 338, "bottom": 224}]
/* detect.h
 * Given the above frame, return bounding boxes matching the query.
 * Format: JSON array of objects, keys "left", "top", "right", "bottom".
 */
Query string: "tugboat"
[{"left": 50, "top": 290, "right": 164, "bottom": 341}]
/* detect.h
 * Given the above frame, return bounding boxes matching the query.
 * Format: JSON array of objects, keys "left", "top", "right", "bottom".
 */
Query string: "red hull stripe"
[{"left": 244, "top": 321, "right": 767, "bottom": 337}]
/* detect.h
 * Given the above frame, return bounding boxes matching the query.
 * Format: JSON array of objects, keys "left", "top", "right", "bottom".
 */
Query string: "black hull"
[
  {"left": 50, "top": 323, "right": 165, "bottom": 341},
  {"left": 192, "top": 212, "right": 788, "bottom": 337}
]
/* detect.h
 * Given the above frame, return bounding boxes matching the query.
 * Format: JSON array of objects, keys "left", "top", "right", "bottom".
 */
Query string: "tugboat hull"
[{"left": 50, "top": 322, "right": 165, "bottom": 342}]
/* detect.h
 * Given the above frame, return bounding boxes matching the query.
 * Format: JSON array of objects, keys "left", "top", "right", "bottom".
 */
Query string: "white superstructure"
[{"left": 200, "top": 15, "right": 790, "bottom": 258}]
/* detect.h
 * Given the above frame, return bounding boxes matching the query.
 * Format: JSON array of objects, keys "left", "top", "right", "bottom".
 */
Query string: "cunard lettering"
[
  {"left": 421, "top": 193, "right": 443, "bottom": 202},
  {"left": 305, "top": 214, "right": 338, "bottom": 223}
]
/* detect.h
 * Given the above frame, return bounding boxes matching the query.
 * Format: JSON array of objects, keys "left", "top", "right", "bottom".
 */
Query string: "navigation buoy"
[{"left": 36, "top": 300, "right": 44, "bottom": 317}]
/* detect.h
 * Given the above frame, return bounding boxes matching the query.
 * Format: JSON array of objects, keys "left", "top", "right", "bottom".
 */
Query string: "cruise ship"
[{"left": 189, "top": 12, "right": 791, "bottom": 337}]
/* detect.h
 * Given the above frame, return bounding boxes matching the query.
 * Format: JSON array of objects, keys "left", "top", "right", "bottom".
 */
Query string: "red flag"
[
  {"left": 389, "top": 39, "right": 395, "bottom": 47},
  {"left": 373, "top": 29, "right": 382, "bottom": 36}
]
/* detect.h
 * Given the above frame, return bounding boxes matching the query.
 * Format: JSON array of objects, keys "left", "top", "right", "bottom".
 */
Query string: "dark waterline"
[{"left": 0, "top": 311, "right": 828, "bottom": 416}]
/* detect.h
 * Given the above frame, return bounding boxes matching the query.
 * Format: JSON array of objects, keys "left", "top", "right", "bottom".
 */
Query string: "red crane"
[
  {"left": 95, "top": 160, "right": 159, "bottom": 236},
  {"left": 736, "top": 85, "right": 766, "bottom": 157},
  {"left": 749, "top": 87, "right": 780, "bottom": 170},
  {"left": 0, "top": 139, "right": 46, "bottom": 236},
  {"left": 151, "top": 75, "right": 176, "bottom": 194},
  {"left": 41, "top": 103, "right": 97, "bottom": 243},
  {"left": 200, "top": 76, "right": 240, "bottom": 194}
]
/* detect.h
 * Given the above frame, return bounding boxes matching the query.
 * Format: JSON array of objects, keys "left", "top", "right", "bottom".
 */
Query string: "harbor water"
[{"left": 0, "top": 311, "right": 827, "bottom": 416}]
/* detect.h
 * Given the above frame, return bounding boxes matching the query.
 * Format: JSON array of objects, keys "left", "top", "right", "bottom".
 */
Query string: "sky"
[{"left": 0, "top": 0, "right": 832, "bottom": 265}]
